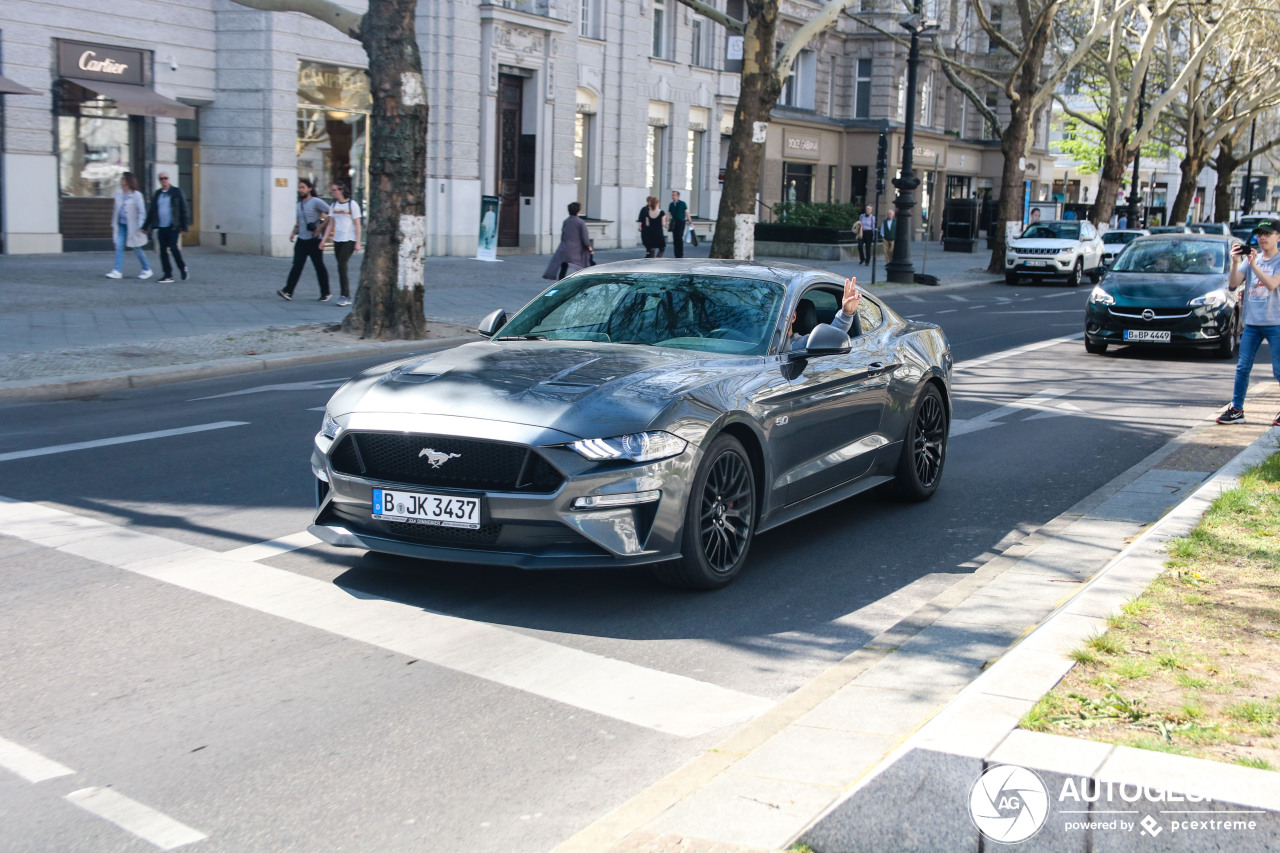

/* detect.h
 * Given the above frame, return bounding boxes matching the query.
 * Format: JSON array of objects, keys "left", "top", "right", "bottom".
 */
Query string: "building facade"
[{"left": 0, "top": 0, "right": 1056, "bottom": 257}]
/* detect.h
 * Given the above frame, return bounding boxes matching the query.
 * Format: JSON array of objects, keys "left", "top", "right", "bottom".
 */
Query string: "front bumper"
[
  {"left": 1006, "top": 253, "right": 1077, "bottom": 277},
  {"left": 310, "top": 419, "right": 698, "bottom": 569},
  {"left": 1084, "top": 303, "right": 1234, "bottom": 348}
]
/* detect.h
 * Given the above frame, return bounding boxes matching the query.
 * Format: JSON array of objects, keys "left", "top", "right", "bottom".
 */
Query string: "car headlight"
[
  {"left": 322, "top": 411, "right": 342, "bottom": 439},
  {"left": 1189, "top": 289, "right": 1227, "bottom": 308},
  {"left": 569, "top": 431, "right": 687, "bottom": 463},
  {"left": 1089, "top": 285, "right": 1115, "bottom": 305}
]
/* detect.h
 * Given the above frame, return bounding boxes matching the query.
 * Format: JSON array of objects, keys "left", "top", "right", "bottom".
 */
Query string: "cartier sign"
[{"left": 58, "top": 40, "right": 144, "bottom": 85}]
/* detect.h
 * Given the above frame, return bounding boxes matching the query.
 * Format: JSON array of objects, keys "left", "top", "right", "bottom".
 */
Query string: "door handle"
[{"left": 869, "top": 361, "right": 885, "bottom": 369}]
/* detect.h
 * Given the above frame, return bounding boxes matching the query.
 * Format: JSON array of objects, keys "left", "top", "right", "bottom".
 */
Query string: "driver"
[
  {"left": 1191, "top": 249, "right": 1219, "bottom": 273},
  {"left": 786, "top": 277, "right": 862, "bottom": 351}
]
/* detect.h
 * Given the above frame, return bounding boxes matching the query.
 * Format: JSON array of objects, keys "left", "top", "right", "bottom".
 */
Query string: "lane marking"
[
  {"left": 945, "top": 294, "right": 968, "bottom": 302},
  {"left": 0, "top": 422, "right": 249, "bottom": 464},
  {"left": 66, "top": 787, "right": 206, "bottom": 851},
  {"left": 0, "top": 499, "right": 771, "bottom": 738},
  {"left": 902, "top": 295, "right": 923, "bottom": 303},
  {"left": 958, "top": 333, "right": 1084, "bottom": 370},
  {"left": 1026, "top": 401, "right": 1085, "bottom": 421},
  {"left": 951, "top": 388, "right": 1078, "bottom": 437},
  {"left": 189, "top": 378, "right": 345, "bottom": 401},
  {"left": 221, "top": 530, "right": 320, "bottom": 562},
  {"left": 0, "top": 735, "right": 75, "bottom": 783},
  {"left": 936, "top": 309, "right": 957, "bottom": 314}
]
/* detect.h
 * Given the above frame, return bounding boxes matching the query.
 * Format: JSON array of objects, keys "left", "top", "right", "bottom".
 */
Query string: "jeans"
[
  {"left": 156, "top": 226, "right": 186, "bottom": 278},
  {"left": 113, "top": 222, "right": 150, "bottom": 273},
  {"left": 1231, "top": 324, "right": 1280, "bottom": 410},
  {"left": 334, "top": 241, "right": 356, "bottom": 296},
  {"left": 284, "top": 237, "right": 329, "bottom": 297}
]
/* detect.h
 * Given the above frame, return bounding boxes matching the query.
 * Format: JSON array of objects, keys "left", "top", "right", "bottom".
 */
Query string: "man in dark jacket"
[{"left": 143, "top": 173, "right": 190, "bottom": 283}]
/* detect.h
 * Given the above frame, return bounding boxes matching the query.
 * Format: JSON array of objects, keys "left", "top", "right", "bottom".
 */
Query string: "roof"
[{"left": 580, "top": 258, "right": 821, "bottom": 287}]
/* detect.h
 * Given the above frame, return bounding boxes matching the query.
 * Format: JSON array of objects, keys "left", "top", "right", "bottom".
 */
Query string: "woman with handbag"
[
  {"left": 637, "top": 196, "right": 668, "bottom": 258},
  {"left": 106, "top": 172, "right": 152, "bottom": 280}
]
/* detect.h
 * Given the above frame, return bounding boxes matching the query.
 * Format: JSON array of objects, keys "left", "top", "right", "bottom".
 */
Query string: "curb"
[
  {"left": 0, "top": 335, "right": 475, "bottom": 403},
  {"left": 799, "top": 425, "right": 1280, "bottom": 852}
]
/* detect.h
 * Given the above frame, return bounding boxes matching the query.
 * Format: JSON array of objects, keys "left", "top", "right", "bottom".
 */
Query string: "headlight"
[
  {"left": 569, "top": 431, "right": 687, "bottom": 463},
  {"left": 1189, "top": 289, "right": 1227, "bottom": 308},
  {"left": 322, "top": 411, "right": 341, "bottom": 439},
  {"left": 1089, "top": 285, "right": 1115, "bottom": 305}
]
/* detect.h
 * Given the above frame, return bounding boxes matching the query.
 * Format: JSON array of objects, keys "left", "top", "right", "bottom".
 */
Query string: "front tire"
[
  {"left": 1215, "top": 312, "right": 1240, "bottom": 359},
  {"left": 890, "top": 385, "right": 948, "bottom": 502},
  {"left": 653, "top": 434, "right": 756, "bottom": 590},
  {"left": 1085, "top": 337, "right": 1108, "bottom": 354},
  {"left": 1067, "top": 260, "right": 1083, "bottom": 288}
]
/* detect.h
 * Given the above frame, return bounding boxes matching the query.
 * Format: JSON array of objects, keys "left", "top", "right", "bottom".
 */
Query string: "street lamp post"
[
  {"left": 1125, "top": 75, "right": 1147, "bottom": 229},
  {"left": 1243, "top": 116, "right": 1257, "bottom": 216},
  {"left": 886, "top": 6, "right": 934, "bottom": 283}
]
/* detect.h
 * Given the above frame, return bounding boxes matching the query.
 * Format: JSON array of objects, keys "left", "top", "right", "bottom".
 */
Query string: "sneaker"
[
  {"left": 139, "top": 269, "right": 153, "bottom": 280},
  {"left": 180, "top": 267, "right": 189, "bottom": 281},
  {"left": 318, "top": 294, "right": 331, "bottom": 303},
  {"left": 157, "top": 276, "right": 175, "bottom": 283},
  {"left": 105, "top": 270, "right": 123, "bottom": 279},
  {"left": 277, "top": 289, "right": 292, "bottom": 301},
  {"left": 1216, "top": 406, "right": 1244, "bottom": 424},
  {"left": 336, "top": 296, "right": 352, "bottom": 307}
]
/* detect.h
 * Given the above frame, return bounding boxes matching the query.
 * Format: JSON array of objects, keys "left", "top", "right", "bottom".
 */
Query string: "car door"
[{"left": 767, "top": 287, "right": 892, "bottom": 506}]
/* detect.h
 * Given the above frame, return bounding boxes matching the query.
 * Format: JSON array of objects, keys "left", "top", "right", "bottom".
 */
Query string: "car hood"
[
  {"left": 1100, "top": 272, "right": 1230, "bottom": 303},
  {"left": 1009, "top": 238, "right": 1080, "bottom": 250},
  {"left": 330, "top": 340, "right": 754, "bottom": 438}
]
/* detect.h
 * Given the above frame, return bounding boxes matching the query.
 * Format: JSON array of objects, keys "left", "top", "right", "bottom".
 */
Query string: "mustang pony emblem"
[{"left": 419, "top": 448, "right": 462, "bottom": 468}]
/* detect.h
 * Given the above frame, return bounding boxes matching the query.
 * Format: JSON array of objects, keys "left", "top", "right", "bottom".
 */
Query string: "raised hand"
[{"left": 842, "top": 277, "right": 861, "bottom": 315}]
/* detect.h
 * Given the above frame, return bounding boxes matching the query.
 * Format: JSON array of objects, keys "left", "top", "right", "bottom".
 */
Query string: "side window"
[{"left": 857, "top": 296, "right": 883, "bottom": 331}]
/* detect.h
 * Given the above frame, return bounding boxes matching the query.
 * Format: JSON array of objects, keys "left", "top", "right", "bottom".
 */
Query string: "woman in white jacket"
[{"left": 107, "top": 171, "right": 152, "bottom": 280}]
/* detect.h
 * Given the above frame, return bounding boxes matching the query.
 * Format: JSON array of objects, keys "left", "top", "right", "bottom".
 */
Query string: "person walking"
[
  {"left": 106, "top": 172, "right": 152, "bottom": 280},
  {"left": 143, "top": 172, "right": 190, "bottom": 283},
  {"left": 638, "top": 196, "right": 667, "bottom": 258},
  {"left": 857, "top": 205, "right": 876, "bottom": 266},
  {"left": 881, "top": 209, "right": 897, "bottom": 263},
  {"left": 322, "top": 180, "right": 361, "bottom": 307},
  {"left": 543, "top": 202, "right": 593, "bottom": 280},
  {"left": 668, "top": 190, "right": 688, "bottom": 259},
  {"left": 278, "top": 178, "right": 331, "bottom": 302},
  {"left": 1217, "top": 221, "right": 1280, "bottom": 426}
]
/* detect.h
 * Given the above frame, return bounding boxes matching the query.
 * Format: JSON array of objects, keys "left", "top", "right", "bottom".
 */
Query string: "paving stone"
[
  {"left": 795, "top": 683, "right": 951, "bottom": 737},
  {"left": 728, "top": 725, "right": 898, "bottom": 788}
]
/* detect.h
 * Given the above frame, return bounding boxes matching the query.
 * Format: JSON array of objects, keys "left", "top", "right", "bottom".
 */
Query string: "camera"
[{"left": 1233, "top": 242, "right": 1253, "bottom": 256}]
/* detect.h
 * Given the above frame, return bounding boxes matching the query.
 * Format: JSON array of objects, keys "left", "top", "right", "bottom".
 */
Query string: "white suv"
[{"left": 1005, "top": 220, "right": 1105, "bottom": 287}]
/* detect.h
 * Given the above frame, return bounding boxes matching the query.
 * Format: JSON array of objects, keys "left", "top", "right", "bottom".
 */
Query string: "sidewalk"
[{"left": 0, "top": 240, "right": 1000, "bottom": 400}]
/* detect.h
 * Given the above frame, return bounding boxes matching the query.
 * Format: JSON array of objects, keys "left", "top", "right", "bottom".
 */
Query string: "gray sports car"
[{"left": 310, "top": 259, "right": 953, "bottom": 588}]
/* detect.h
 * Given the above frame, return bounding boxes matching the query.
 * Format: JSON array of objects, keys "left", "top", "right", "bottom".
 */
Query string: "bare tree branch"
[{"left": 228, "top": 0, "right": 362, "bottom": 38}]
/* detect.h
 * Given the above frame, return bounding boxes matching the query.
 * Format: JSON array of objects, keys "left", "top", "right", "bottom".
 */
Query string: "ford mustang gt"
[{"left": 310, "top": 260, "right": 952, "bottom": 588}]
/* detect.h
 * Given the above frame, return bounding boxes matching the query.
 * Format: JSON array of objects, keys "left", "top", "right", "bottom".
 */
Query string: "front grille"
[
  {"left": 1015, "top": 247, "right": 1061, "bottom": 256},
  {"left": 330, "top": 432, "right": 564, "bottom": 493},
  {"left": 387, "top": 521, "right": 503, "bottom": 545},
  {"left": 1109, "top": 307, "right": 1194, "bottom": 320}
]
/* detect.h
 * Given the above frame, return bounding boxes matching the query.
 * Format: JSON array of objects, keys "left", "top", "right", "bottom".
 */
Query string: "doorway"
[
  {"left": 496, "top": 73, "right": 524, "bottom": 247},
  {"left": 176, "top": 141, "right": 200, "bottom": 245}
]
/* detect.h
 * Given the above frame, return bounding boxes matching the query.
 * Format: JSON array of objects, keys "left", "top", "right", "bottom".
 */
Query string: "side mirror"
[
  {"left": 476, "top": 308, "right": 507, "bottom": 338},
  {"left": 797, "top": 323, "right": 852, "bottom": 356}
]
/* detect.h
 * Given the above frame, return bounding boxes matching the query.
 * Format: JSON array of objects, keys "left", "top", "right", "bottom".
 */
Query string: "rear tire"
[
  {"left": 890, "top": 385, "right": 948, "bottom": 502},
  {"left": 652, "top": 434, "right": 756, "bottom": 590},
  {"left": 1085, "top": 338, "right": 1108, "bottom": 354}
]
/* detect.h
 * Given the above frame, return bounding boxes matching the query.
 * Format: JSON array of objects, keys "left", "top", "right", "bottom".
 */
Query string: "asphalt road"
[{"left": 0, "top": 282, "right": 1245, "bottom": 852}]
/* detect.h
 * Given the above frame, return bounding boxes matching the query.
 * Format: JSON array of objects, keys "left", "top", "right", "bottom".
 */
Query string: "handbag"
[{"left": 688, "top": 225, "right": 699, "bottom": 247}]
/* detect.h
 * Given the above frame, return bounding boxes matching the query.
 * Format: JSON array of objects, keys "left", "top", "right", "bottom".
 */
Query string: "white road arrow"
[{"left": 1025, "top": 400, "right": 1085, "bottom": 421}]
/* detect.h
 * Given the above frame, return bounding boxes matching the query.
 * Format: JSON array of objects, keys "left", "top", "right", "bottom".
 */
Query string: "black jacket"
[{"left": 144, "top": 186, "right": 190, "bottom": 232}]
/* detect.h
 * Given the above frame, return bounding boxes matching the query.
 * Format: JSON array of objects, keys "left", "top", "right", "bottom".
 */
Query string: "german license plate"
[
  {"left": 372, "top": 488, "right": 481, "bottom": 529},
  {"left": 1024, "top": 260, "right": 1048, "bottom": 267},
  {"left": 1124, "top": 329, "right": 1171, "bottom": 342}
]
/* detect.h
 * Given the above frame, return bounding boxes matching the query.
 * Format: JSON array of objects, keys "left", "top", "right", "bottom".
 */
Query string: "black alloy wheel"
[
  {"left": 891, "top": 385, "right": 948, "bottom": 501},
  {"left": 1068, "top": 260, "right": 1083, "bottom": 288},
  {"left": 655, "top": 434, "right": 756, "bottom": 589}
]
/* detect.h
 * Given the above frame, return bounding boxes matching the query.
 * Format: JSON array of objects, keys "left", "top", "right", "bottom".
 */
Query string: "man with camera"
[{"left": 1217, "top": 221, "right": 1280, "bottom": 425}]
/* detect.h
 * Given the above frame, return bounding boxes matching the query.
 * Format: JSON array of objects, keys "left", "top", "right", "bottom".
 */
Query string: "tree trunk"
[
  {"left": 342, "top": 0, "right": 430, "bottom": 339},
  {"left": 1092, "top": 134, "right": 1128, "bottom": 228},
  {"left": 1169, "top": 149, "right": 1209, "bottom": 225},
  {"left": 709, "top": 2, "right": 780, "bottom": 260},
  {"left": 1213, "top": 143, "right": 1241, "bottom": 223},
  {"left": 989, "top": 119, "right": 1030, "bottom": 273}
]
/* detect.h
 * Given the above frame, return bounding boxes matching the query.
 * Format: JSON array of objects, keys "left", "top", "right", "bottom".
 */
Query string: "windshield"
[
  {"left": 1021, "top": 223, "right": 1080, "bottom": 240},
  {"left": 1103, "top": 231, "right": 1142, "bottom": 245},
  {"left": 497, "top": 272, "right": 786, "bottom": 355},
  {"left": 1109, "top": 240, "right": 1227, "bottom": 274}
]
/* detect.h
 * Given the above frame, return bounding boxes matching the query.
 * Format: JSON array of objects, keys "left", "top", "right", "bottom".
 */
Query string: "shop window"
[
  {"left": 297, "top": 61, "right": 371, "bottom": 206},
  {"left": 647, "top": 125, "right": 666, "bottom": 198},
  {"left": 783, "top": 162, "right": 813, "bottom": 205},
  {"left": 57, "top": 81, "right": 138, "bottom": 199},
  {"left": 575, "top": 112, "right": 592, "bottom": 213}
]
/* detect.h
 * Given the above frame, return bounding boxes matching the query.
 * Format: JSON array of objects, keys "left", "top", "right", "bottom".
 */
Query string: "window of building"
[
  {"left": 647, "top": 124, "right": 666, "bottom": 197},
  {"left": 297, "top": 61, "right": 372, "bottom": 209},
  {"left": 920, "top": 72, "right": 933, "bottom": 126},
  {"left": 898, "top": 69, "right": 908, "bottom": 121},
  {"left": 685, "top": 126, "right": 705, "bottom": 215},
  {"left": 988, "top": 5, "right": 1002, "bottom": 53},
  {"left": 580, "top": 0, "right": 603, "bottom": 39},
  {"left": 575, "top": 112, "right": 592, "bottom": 213},
  {"left": 783, "top": 162, "right": 813, "bottom": 204},
  {"left": 855, "top": 58, "right": 873, "bottom": 119},
  {"left": 57, "top": 82, "right": 137, "bottom": 199},
  {"left": 652, "top": 0, "right": 670, "bottom": 59},
  {"left": 780, "top": 50, "right": 816, "bottom": 110},
  {"left": 827, "top": 164, "right": 838, "bottom": 203},
  {"left": 984, "top": 91, "right": 999, "bottom": 139}
]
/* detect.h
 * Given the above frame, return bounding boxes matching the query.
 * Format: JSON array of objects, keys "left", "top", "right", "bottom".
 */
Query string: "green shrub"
[{"left": 773, "top": 202, "right": 863, "bottom": 229}]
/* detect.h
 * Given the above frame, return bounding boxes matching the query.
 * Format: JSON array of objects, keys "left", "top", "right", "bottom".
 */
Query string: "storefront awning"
[
  {"left": 64, "top": 77, "right": 194, "bottom": 119},
  {"left": 0, "top": 74, "right": 36, "bottom": 95}
]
